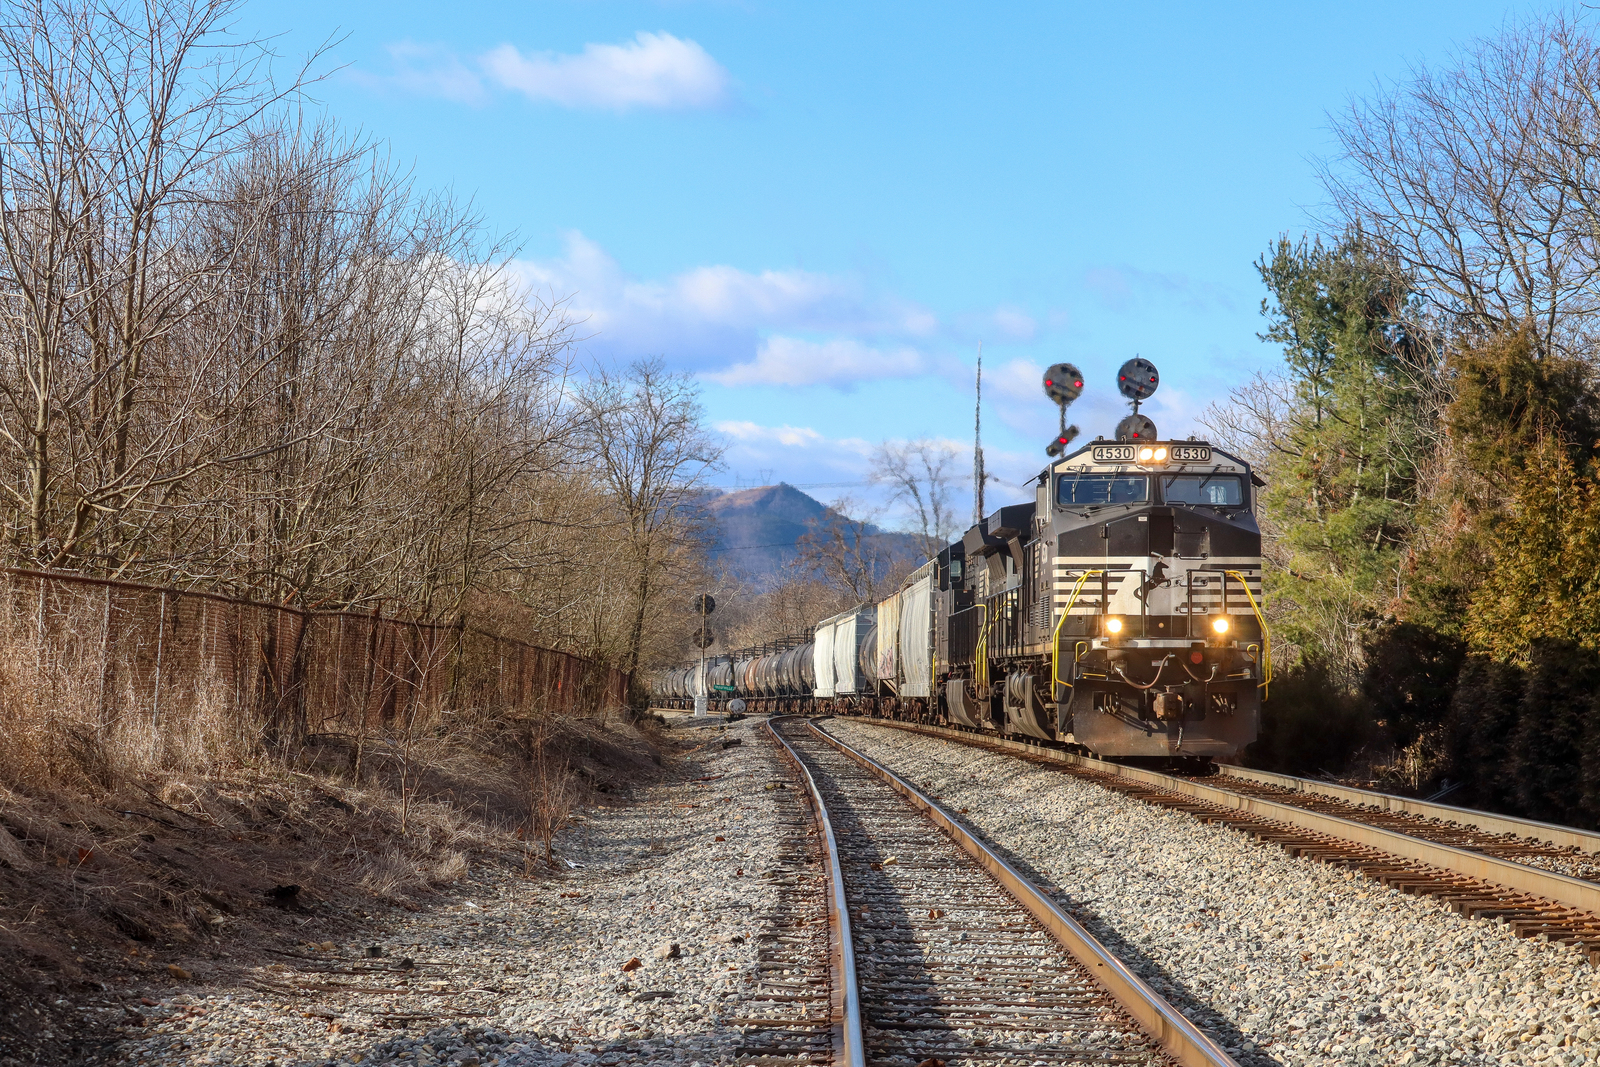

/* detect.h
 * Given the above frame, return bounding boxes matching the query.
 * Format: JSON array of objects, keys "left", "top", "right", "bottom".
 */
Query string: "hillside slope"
[{"left": 704, "top": 484, "right": 923, "bottom": 586}]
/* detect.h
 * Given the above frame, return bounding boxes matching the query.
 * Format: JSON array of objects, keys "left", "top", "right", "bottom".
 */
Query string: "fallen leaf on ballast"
[
  {"left": 928, "top": 908, "right": 944, "bottom": 919},
  {"left": 882, "top": 857, "right": 899, "bottom": 866},
  {"left": 869, "top": 863, "right": 883, "bottom": 871},
  {"left": 621, "top": 958, "right": 643, "bottom": 973},
  {"left": 714, "top": 835, "right": 725, "bottom": 842},
  {"left": 166, "top": 964, "right": 190, "bottom": 981},
  {"left": 917, "top": 1059, "right": 947, "bottom": 1067}
]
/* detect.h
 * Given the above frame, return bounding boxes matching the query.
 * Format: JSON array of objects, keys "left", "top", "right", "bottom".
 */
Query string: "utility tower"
[{"left": 973, "top": 343, "right": 985, "bottom": 525}]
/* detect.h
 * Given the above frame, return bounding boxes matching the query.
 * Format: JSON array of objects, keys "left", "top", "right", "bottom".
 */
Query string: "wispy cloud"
[
  {"left": 361, "top": 32, "right": 731, "bottom": 112},
  {"left": 706, "top": 337, "right": 928, "bottom": 388},
  {"left": 510, "top": 234, "right": 1059, "bottom": 392},
  {"left": 509, "top": 232, "right": 944, "bottom": 386},
  {"left": 713, "top": 421, "right": 876, "bottom": 490},
  {"left": 369, "top": 42, "right": 488, "bottom": 104}
]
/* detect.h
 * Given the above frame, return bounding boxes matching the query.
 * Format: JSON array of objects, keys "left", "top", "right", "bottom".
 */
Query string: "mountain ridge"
[{"left": 703, "top": 483, "right": 922, "bottom": 585}]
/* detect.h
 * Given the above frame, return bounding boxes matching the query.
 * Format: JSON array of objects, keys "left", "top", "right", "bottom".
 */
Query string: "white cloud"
[
  {"left": 713, "top": 421, "right": 877, "bottom": 493},
  {"left": 482, "top": 32, "right": 729, "bottom": 111},
  {"left": 508, "top": 232, "right": 941, "bottom": 379},
  {"left": 706, "top": 337, "right": 926, "bottom": 388},
  {"left": 990, "top": 305, "right": 1038, "bottom": 341},
  {"left": 717, "top": 421, "right": 817, "bottom": 446},
  {"left": 361, "top": 32, "right": 730, "bottom": 112},
  {"left": 364, "top": 42, "right": 488, "bottom": 104}
]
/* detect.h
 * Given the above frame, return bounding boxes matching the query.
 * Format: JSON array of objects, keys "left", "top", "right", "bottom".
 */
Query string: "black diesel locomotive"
[{"left": 652, "top": 360, "right": 1269, "bottom": 760}]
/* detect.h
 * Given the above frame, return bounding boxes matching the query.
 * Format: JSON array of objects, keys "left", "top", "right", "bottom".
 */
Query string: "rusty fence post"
[{"left": 152, "top": 590, "right": 167, "bottom": 727}]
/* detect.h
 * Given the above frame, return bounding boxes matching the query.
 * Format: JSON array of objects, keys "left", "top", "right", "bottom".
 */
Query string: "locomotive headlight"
[
  {"left": 1154, "top": 446, "right": 1168, "bottom": 462},
  {"left": 1104, "top": 617, "right": 1123, "bottom": 634},
  {"left": 1211, "top": 616, "right": 1230, "bottom": 635},
  {"left": 1138, "top": 447, "right": 1155, "bottom": 462}
]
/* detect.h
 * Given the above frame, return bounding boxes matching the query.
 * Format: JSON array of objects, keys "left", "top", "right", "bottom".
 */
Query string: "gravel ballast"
[
  {"left": 79, "top": 717, "right": 803, "bottom": 1067},
  {"left": 826, "top": 718, "right": 1600, "bottom": 1067}
]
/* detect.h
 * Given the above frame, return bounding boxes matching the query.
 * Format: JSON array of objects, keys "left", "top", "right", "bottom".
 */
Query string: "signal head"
[
  {"left": 1114, "top": 413, "right": 1158, "bottom": 442},
  {"left": 1043, "top": 363, "right": 1085, "bottom": 406},
  {"left": 1117, "top": 357, "right": 1160, "bottom": 401},
  {"left": 1045, "top": 424, "right": 1080, "bottom": 458}
]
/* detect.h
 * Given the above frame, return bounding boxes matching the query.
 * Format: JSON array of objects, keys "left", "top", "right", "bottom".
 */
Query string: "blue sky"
[{"left": 245, "top": 0, "right": 1539, "bottom": 519}]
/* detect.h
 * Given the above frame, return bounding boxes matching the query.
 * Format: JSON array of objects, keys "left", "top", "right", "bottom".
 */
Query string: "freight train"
[{"left": 651, "top": 359, "right": 1269, "bottom": 760}]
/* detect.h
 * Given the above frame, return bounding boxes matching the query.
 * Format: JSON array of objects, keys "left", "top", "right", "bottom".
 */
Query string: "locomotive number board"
[{"left": 1089, "top": 443, "right": 1213, "bottom": 463}]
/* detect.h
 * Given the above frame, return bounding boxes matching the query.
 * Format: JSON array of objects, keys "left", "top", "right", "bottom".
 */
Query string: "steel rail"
[
  {"left": 849, "top": 718, "right": 1600, "bottom": 917},
  {"left": 1213, "top": 763, "right": 1600, "bottom": 854},
  {"left": 796, "top": 717, "right": 1239, "bottom": 1067},
  {"left": 765, "top": 716, "right": 865, "bottom": 1067}
]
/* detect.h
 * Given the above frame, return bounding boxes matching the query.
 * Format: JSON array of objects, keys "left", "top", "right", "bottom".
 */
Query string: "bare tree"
[
  {"left": 0, "top": 0, "right": 323, "bottom": 569},
  {"left": 870, "top": 438, "right": 960, "bottom": 562},
  {"left": 0, "top": 0, "right": 725, "bottom": 685},
  {"left": 579, "top": 360, "right": 722, "bottom": 676},
  {"left": 792, "top": 496, "right": 915, "bottom": 605},
  {"left": 1326, "top": 11, "right": 1600, "bottom": 357}
]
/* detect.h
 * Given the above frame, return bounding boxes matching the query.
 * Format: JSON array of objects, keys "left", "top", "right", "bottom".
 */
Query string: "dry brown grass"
[
  {"left": 0, "top": 616, "right": 664, "bottom": 1063},
  {"left": 0, "top": 587, "right": 260, "bottom": 798}
]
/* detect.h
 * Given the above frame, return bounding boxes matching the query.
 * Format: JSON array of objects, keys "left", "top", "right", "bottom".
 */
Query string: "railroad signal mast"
[{"left": 692, "top": 593, "right": 715, "bottom": 716}]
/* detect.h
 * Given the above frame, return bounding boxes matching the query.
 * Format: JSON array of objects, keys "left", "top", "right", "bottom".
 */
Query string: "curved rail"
[
  {"left": 849, "top": 717, "right": 1600, "bottom": 918},
  {"left": 788, "top": 716, "right": 1238, "bottom": 1067},
  {"left": 1215, "top": 763, "right": 1600, "bottom": 854},
  {"left": 764, "top": 717, "right": 865, "bottom": 1067}
]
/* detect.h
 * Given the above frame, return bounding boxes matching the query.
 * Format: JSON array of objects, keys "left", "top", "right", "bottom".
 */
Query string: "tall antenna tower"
[{"left": 973, "top": 343, "right": 985, "bottom": 525}]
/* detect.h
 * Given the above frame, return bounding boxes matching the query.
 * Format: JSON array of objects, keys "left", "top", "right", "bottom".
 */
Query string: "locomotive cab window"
[
  {"left": 1057, "top": 473, "right": 1149, "bottom": 507},
  {"left": 1161, "top": 474, "right": 1244, "bottom": 507}
]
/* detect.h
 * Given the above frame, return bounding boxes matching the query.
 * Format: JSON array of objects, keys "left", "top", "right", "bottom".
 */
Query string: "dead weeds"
[{"left": 0, "top": 709, "right": 667, "bottom": 1065}]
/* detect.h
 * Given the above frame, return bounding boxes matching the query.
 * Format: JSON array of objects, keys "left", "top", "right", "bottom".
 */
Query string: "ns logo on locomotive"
[{"left": 651, "top": 359, "right": 1270, "bottom": 762}]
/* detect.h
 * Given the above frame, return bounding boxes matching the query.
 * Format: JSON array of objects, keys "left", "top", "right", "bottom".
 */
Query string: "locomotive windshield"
[
  {"left": 1161, "top": 474, "right": 1244, "bottom": 507},
  {"left": 1057, "top": 473, "right": 1149, "bottom": 507}
]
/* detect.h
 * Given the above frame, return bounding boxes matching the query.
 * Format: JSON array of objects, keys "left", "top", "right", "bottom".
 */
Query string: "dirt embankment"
[{"left": 0, "top": 713, "right": 667, "bottom": 1066}]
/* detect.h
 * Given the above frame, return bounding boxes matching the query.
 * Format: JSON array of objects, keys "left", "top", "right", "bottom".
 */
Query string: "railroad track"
[
  {"left": 745, "top": 715, "right": 1235, "bottom": 1067},
  {"left": 842, "top": 717, "right": 1600, "bottom": 962}
]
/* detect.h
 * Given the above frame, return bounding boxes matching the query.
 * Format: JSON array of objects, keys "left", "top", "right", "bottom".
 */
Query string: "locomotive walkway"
[{"left": 754, "top": 715, "right": 1235, "bottom": 1067}]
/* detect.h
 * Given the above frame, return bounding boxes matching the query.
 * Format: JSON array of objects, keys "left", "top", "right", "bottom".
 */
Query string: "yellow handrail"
[
  {"left": 1223, "top": 569, "right": 1272, "bottom": 697},
  {"left": 974, "top": 601, "right": 993, "bottom": 689},
  {"left": 1051, "top": 569, "right": 1105, "bottom": 691}
]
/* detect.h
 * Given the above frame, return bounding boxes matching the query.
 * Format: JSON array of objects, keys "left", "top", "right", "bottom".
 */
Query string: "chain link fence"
[{"left": 1, "top": 567, "right": 628, "bottom": 741}]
